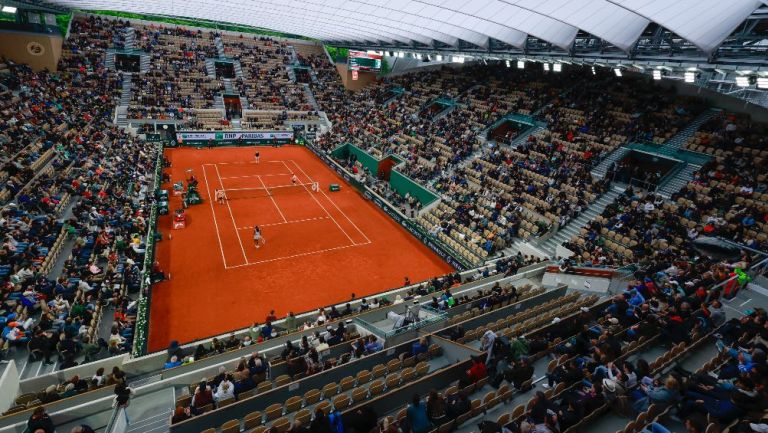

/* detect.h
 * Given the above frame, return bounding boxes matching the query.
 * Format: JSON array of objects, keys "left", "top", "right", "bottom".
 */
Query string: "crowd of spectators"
[{"left": 0, "top": 16, "right": 158, "bottom": 371}]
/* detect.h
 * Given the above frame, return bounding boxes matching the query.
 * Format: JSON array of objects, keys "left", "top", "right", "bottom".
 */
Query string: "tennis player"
[
  {"left": 291, "top": 174, "right": 299, "bottom": 185},
  {"left": 254, "top": 151, "right": 260, "bottom": 163},
  {"left": 253, "top": 226, "right": 265, "bottom": 248},
  {"left": 215, "top": 189, "right": 226, "bottom": 204}
]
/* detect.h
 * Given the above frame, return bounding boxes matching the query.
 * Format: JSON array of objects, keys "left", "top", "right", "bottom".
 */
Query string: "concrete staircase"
[
  {"left": 657, "top": 163, "right": 700, "bottom": 198},
  {"left": 123, "top": 27, "right": 135, "bottom": 50},
  {"left": 302, "top": 83, "right": 320, "bottom": 111},
  {"left": 120, "top": 73, "right": 132, "bottom": 106},
  {"left": 105, "top": 51, "right": 116, "bottom": 70},
  {"left": 214, "top": 37, "right": 225, "bottom": 58},
  {"left": 139, "top": 53, "right": 151, "bottom": 73},
  {"left": 507, "top": 125, "right": 545, "bottom": 149},
  {"left": 240, "top": 95, "right": 249, "bottom": 110},
  {"left": 205, "top": 58, "right": 217, "bottom": 78},
  {"left": 223, "top": 78, "right": 234, "bottom": 94},
  {"left": 538, "top": 184, "right": 626, "bottom": 256},
  {"left": 233, "top": 60, "right": 243, "bottom": 79},
  {"left": 591, "top": 146, "right": 630, "bottom": 179},
  {"left": 662, "top": 108, "right": 721, "bottom": 150},
  {"left": 214, "top": 94, "right": 225, "bottom": 111},
  {"left": 286, "top": 65, "right": 297, "bottom": 83}
]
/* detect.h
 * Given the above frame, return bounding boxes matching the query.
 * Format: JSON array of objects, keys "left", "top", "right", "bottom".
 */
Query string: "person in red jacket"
[{"left": 463, "top": 356, "right": 487, "bottom": 387}]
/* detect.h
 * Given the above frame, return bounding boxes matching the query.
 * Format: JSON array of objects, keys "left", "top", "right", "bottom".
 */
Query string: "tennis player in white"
[
  {"left": 253, "top": 225, "right": 265, "bottom": 248},
  {"left": 291, "top": 174, "right": 299, "bottom": 185},
  {"left": 254, "top": 151, "right": 260, "bottom": 163}
]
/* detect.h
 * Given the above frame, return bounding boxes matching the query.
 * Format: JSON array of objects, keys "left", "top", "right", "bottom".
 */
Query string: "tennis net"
[{"left": 218, "top": 182, "right": 319, "bottom": 200}]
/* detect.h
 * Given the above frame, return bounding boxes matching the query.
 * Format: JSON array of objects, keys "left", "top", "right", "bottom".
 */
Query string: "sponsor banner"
[{"left": 176, "top": 131, "right": 294, "bottom": 144}]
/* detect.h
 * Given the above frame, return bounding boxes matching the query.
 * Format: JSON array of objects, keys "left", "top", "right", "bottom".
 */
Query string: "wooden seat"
[
  {"left": 322, "top": 382, "right": 338, "bottom": 399},
  {"left": 201, "top": 429, "right": 215, "bottom": 433},
  {"left": 372, "top": 364, "right": 387, "bottom": 378},
  {"left": 257, "top": 381, "right": 273, "bottom": 393},
  {"left": 250, "top": 427, "right": 268, "bottom": 433},
  {"left": 497, "top": 413, "right": 510, "bottom": 426},
  {"left": 511, "top": 404, "right": 525, "bottom": 419},
  {"left": 428, "top": 344, "right": 442, "bottom": 358},
  {"left": 351, "top": 386, "right": 368, "bottom": 403},
  {"left": 221, "top": 419, "right": 240, "bottom": 433},
  {"left": 304, "top": 389, "right": 321, "bottom": 405},
  {"left": 483, "top": 391, "right": 499, "bottom": 409},
  {"left": 295, "top": 409, "right": 311, "bottom": 425},
  {"left": 415, "top": 361, "right": 429, "bottom": 377},
  {"left": 265, "top": 403, "right": 283, "bottom": 421},
  {"left": 497, "top": 384, "right": 512, "bottom": 402},
  {"left": 356, "top": 370, "right": 372, "bottom": 384},
  {"left": 369, "top": 379, "right": 385, "bottom": 396},
  {"left": 339, "top": 376, "right": 355, "bottom": 391},
  {"left": 285, "top": 396, "right": 302, "bottom": 412},
  {"left": 272, "top": 417, "right": 290, "bottom": 433},
  {"left": 470, "top": 399, "right": 483, "bottom": 417},
  {"left": 218, "top": 397, "right": 236, "bottom": 408},
  {"left": 385, "top": 373, "right": 400, "bottom": 390},
  {"left": 332, "top": 394, "right": 351, "bottom": 410},
  {"left": 400, "top": 367, "right": 416, "bottom": 382},
  {"left": 275, "top": 374, "right": 291, "bottom": 387},
  {"left": 315, "top": 400, "right": 332, "bottom": 416},
  {"left": 244, "top": 411, "right": 262, "bottom": 429},
  {"left": 238, "top": 389, "right": 256, "bottom": 399},
  {"left": 386, "top": 358, "right": 402, "bottom": 373}
]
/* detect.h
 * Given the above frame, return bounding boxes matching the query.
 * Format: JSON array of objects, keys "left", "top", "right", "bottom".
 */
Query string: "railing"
[
  {"left": 104, "top": 407, "right": 129, "bottom": 433},
  {"left": 132, "top": 142, "right": 164, "bottom": 357}
]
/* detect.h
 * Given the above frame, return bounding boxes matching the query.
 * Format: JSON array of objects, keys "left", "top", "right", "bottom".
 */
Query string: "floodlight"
[
  {"left": 735, "top": 76, "right": 750, "bottom": 87},
  {"left": 543, "top": 63, "right": 550, "bottom": 71},
  {"left": 2, "top": 5, "right": 17, "bottom": 13},
  {"left": 553, "top": 63, "right": 562, "bottom": 72},
  {"left": 684, "top": 72, "right": 695, "bottom": 83},
  {"left": 517, "top": 60, "right": 525, "bottom": 69},
  {"left": 614, "top": 68, "right": 622, "bottom": 77},
  {"left": 653, "top": 70, "right": 662, "bottom": 80}
]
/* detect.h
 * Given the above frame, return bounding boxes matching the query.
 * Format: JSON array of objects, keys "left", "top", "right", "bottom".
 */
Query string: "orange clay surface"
[{"left": 148, "top": 145, "right": 453, "bottom": 351}]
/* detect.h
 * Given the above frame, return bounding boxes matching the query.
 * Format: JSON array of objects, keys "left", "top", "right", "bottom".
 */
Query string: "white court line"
[
  {"left": 740, "top": 298, "right": 753, "bottom": 306},
  {"left": 226, "top": 241, "right": 371, "bottom": 268},
  {"left": 202, "top": 161, "right": 290, "bottom": 166},
  {"left": 289, "top": 159, "right": 372, "bottom": 243},
  {"left": 201, "top": 165, "right": 228, "bottom": 268},
  {"left": 219, "top": 173, "right": 292, "bottom": 180},
  {"left": 281, "top": 160, "right": 295, "bottom": 174},
  {"left": 257, "top": 175, "right": 288, "bottom": 223},
  {"left": 238, "top": 216, "right": 329, "bottom": 229},
  {"left": 287, "top": 165, "right": 356, "bottom": 245},
  {"left": 214, "top": 164, "right": 249, "bottom": 264}
]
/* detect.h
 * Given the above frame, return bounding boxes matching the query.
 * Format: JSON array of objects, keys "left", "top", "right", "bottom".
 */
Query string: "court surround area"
[{"left": 148, "top": 145, "right": 453, "bottom": 351}]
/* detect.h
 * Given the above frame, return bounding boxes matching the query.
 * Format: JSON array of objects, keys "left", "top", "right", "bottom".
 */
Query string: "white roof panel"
[{"left": 47, "top": 0, "right": 763, "bottom": 54}]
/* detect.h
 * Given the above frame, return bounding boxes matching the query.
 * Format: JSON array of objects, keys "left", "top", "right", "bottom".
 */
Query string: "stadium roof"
[{"left": 40, "top": 0, "right": 766, "bottom": 54}]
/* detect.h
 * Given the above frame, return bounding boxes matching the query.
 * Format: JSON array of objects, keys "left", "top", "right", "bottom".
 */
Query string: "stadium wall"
[
  {"left": 335, "top": 62, "right": 378, "bottom": 90},
  {"left": 0, "top": 30, "right": 62, "bottom": 71}
]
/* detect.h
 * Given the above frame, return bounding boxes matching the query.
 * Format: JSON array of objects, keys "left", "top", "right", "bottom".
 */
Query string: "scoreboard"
[{"left": 349, "top": 50, "right": 382, "bottom": 72}]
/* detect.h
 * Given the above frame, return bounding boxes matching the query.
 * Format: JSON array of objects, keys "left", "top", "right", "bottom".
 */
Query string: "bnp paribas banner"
[{"left": 175, "top": 131, "right": 294, "bottom": 145}]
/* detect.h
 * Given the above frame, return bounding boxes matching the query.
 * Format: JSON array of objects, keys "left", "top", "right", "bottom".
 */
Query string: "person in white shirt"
[{"left": 214, "top": 379, "right": 235, "bottom": 403}]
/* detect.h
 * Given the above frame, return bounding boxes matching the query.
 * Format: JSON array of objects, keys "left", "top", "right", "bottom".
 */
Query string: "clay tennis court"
[{"left": 148, "top": 145, "right": 454, "bottom": 351}]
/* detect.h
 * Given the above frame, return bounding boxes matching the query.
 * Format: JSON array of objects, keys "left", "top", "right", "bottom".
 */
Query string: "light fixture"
[
  {"left": 757, "top": 77, "right": 768, "bottom": 89},
  {"left": 435, "top": 55, "right": 443, "bottom": 61},
  {"left": 653, "top": 70, "right": 662, "bottom": 80},
  {"left": 614, "top": 68, "right": 622, "bottom": 77},
  {"left": 684, "top": 71, "right": 695, "bottom": 83},
  {"left": 543, "top": 63, "right": 550, "bottom": 71},
  {"left": 553, "top": 63, "right": 562, "bottom": 72},
  {"left": 505, "top": 60, "right": 510, "bottom": 68},
  {"left": 735, "top": 76, "right": 750, "bottom": 87},
  {"left": 591, "top": 66, "right": 596, "bottom": 75},
  {"left": 397, "top": 51, "right": 405, "bottom": 58},
  {"left": 1, "top": 5, "right": 17, "bottom": 13},
  {"left": 517, "top": 60, "right": 525, "bottom": 69},
  {"left": 452, "top": 56, "right": 464, "bottom": 63}
]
